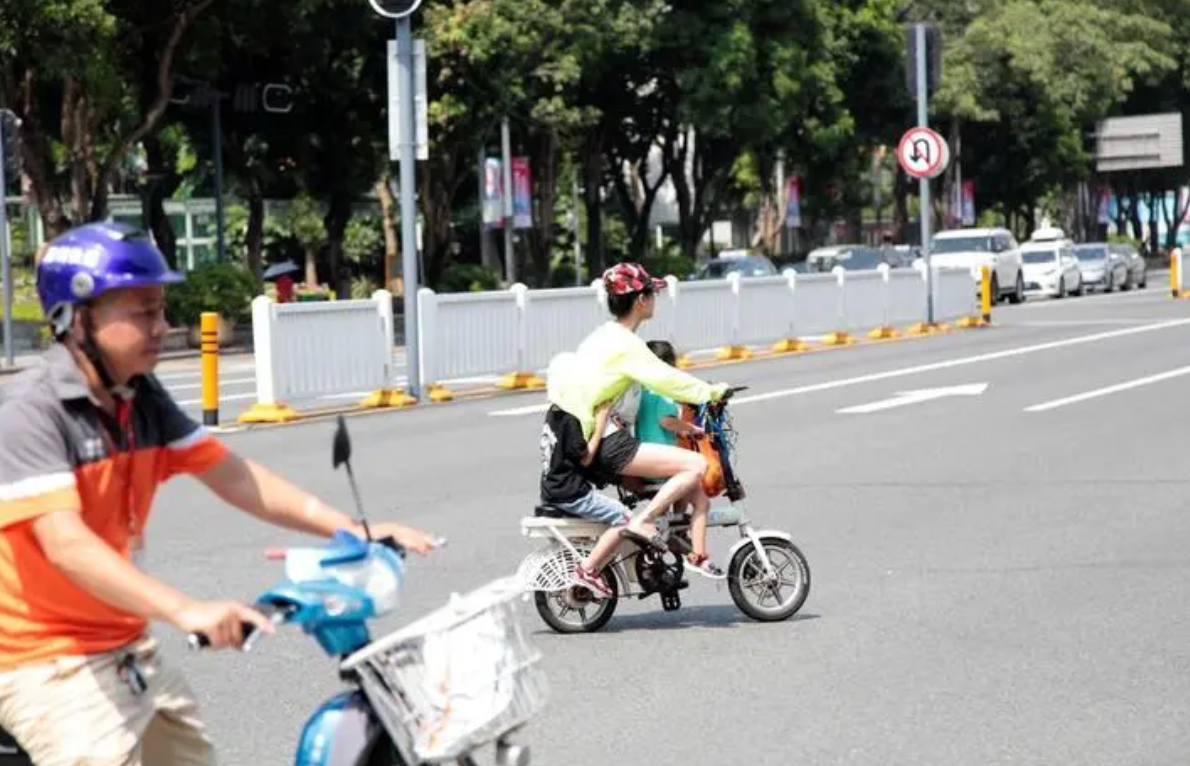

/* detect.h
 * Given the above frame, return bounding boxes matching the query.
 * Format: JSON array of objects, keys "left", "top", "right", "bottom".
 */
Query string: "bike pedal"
[{"left": 661, "top": 591, "right": 682, "bottom": 611}]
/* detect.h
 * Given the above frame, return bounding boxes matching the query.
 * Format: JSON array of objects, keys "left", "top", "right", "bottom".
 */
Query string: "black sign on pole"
[
  {"left": 905, "top": 24, "right": 942, "bottom": 99},
  {"left": 367, "top": 0, "right": 423, "bottom": 18}
]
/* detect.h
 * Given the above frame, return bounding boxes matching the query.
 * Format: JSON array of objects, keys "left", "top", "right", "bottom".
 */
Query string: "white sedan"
[{"left": 1020, "top": 243, "right": 1083, "bottom": 298}]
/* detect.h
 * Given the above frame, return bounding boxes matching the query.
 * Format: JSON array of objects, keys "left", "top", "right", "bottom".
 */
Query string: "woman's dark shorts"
[{"left": 583, "top": 429, "right": 641, "bottom": 488}]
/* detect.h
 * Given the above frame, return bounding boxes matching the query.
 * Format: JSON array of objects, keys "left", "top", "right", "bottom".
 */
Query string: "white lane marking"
[
  {"left": 155, "top": 365, "right": 257, "bottom": 381},
  {"left": 1013, "top": 319, "right": 1161, "bottom": 327},
  {"left": 1023, "top": 365, "right": 1190, "bottom": 412},
  {"left": 488, "top": 318, "right": 1190, "bottom": 417},
  {"left": 165, "top": 376, "right": 257, "bottom": 392},
  {"left": 175, "top": 392, "right": 258, "bottom": 406},
  {"left": 491, "top": 403, "right": 550, "bottom": 417},
  {"left": 837, "top": 383, "right": 988, "bottom": 414},
  {"left": 729, "top": 318, "right": 1190, "bottom": 405}
]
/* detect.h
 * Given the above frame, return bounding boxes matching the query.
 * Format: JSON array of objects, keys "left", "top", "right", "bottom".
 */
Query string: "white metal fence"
[
  {"left": 417, "top": 264, "right": 979, "bottom": 390},
  {"left": 239, "top": 290, "right": 399, "bottom": 421}
]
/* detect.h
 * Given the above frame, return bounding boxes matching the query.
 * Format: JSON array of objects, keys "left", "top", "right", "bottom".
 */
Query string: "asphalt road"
[{"left": 21, "top": 283, "right": 1190, "bottom": 764}]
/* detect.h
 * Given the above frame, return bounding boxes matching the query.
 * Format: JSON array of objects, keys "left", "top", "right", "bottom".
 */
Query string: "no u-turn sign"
[{"left": 897, "top": 126, "right": 950, "bottom": 179}]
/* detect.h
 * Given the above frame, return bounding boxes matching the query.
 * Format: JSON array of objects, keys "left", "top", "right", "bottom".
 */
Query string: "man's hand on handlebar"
[
  {"left": 170, "top": 599, "right": 274, "bottom": 650},
  {"left": 362, "top": 522, "right": 443, "bottom": 556}
]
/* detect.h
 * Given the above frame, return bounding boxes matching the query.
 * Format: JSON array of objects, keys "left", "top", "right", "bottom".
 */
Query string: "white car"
[
  {"left": 928, "top": 227, "right": 1025, "bottom": 304},
  {"left": 1020, "top": 241, "right": 1083, "bottom": 298}
]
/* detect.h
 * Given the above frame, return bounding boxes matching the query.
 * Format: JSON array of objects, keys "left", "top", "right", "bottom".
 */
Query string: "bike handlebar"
[{"left": 186, "top": 535, "right": 413, "bottom": 652}]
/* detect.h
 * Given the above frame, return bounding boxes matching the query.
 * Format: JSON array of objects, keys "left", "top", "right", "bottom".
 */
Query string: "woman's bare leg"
[{"left": 619, "top": 443, "right": 707, "bottom": 536}]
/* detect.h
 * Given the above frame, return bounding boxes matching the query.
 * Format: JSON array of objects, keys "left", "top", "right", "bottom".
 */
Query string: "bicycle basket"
[{"left": 340, "top": 576, "right": 548, "bottom": 764}]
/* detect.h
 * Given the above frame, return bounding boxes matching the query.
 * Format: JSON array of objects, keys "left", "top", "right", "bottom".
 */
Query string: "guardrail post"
[
  {"left": 415, "top": 287, "right": 452, "bottom": 402},
  {"left": 772, "top": 268, "right": 808, "bottom": 353},
  {"left": 868, "top": 264, "right": 901, "bottom": 339},
  {"left": 907, "top": 260, "right": 938, "bottom": 336},
  {"left": 360, "top": 289, "right": 417, "bottom": 409},
  {"left": 200, "top": 312, "right": 220, "bottom": 426},
  {"left": 497, "top": 283, "right": 546, "bottom": 390},
  {"left": 238, "top": 296, "right": 299, "bottom": 424},
  {"left": 822, "top": 265, "right": 854, "bottom": 345},
  {"left": 715, "top": 272, "right": 752, "bottom": 360}
]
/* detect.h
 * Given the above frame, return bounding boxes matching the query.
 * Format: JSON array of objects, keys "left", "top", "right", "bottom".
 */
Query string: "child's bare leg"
[
  {"left": 688, "top": 487, "right": 710, "bottom": 557},
  {"left": 582, "top": 526, "right": 625, "bottom": 572}
]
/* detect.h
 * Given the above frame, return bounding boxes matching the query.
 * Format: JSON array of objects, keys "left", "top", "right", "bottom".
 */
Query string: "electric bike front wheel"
[
  {"left": 728, "top": 537, "right": 811, "bottom": 622},
  {"left": 364, "top": 733, "right": 484, "bottom": 766},
  {"left": 533, "top": 573, "right": 619, "bottom": 634}
]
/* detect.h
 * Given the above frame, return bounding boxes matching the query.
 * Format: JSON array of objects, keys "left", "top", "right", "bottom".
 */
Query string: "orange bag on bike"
[{"left": 679, "top": 405, "right": 726, "bottom": 498}]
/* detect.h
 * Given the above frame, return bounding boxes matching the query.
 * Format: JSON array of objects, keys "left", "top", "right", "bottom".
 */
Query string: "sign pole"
[
  {"left": 915, "top": 23, "right": 934, "bottom": 325},
  {"left": 396, "top": 15, "right": 420, "bottom": 398},
  {"left": 0, "top": 113, "right": 11, "bottom": 369}
]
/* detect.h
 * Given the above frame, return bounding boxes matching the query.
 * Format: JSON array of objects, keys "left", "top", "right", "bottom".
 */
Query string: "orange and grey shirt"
[{"left": 0, "top": 344, "right": 229, "bottom": 671}]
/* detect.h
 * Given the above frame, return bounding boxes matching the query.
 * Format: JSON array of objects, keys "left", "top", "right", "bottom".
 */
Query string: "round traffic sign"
[{"left": 897, "top": 126, "right": 949, "bottom": 179}]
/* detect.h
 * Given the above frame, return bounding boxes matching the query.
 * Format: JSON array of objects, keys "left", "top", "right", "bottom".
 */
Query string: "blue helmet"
[{"left": 37, "top": 221, "right": 184, "bottom": 336}]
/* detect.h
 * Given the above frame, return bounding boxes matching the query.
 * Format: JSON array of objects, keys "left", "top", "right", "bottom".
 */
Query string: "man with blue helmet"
[{"left": 0, "top": 222, "right": 438, "bottom": 765}]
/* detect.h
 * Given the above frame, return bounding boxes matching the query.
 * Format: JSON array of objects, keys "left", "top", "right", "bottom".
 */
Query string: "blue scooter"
[{"left": 190, "top": 416, "right": 546, "bottom": 766}]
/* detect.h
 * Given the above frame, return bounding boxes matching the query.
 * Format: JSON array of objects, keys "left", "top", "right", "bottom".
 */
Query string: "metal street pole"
[
  {"left": 916, "top": 23, "right": 935, "bottom": 325},
  {"left": 0, "top": 111, "right": 14, "bottom": 369},
  {"left": 396, "top": 17, "right": 421, "bottom": 398},
  {"left": 213, "top": 91, "right": 226, "bottom": 263},
  {"left": 501, "top": 117, "right": 515, "bottom": 283}
]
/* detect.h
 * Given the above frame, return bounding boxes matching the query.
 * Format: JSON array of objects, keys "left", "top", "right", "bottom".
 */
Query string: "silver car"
[
  {"left": 1109, "top": 243, "right": 1147, "bottom": 289},
  {"left": 1072, "top": 243, "right": 1128, "bottom": 293}
]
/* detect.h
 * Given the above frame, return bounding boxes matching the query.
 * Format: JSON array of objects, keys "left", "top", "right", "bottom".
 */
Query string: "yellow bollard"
[
  {"left": 1171, "top": 250, "right": 1180, "bottom": 298},
  {"left": 981, "top": 265, "right": 993, "bottom": 323},
  {"left": 200, "top": 313, "right": 220, "bottom": 426}
]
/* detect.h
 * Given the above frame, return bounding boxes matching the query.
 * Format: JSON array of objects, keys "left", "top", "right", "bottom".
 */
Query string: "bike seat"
[{"left": 534, "top": 503, "right": 582, "bottom": 519}]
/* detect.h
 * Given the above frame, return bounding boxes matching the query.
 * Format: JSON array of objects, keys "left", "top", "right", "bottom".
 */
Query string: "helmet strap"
[{"left": 77, "top": 307, "right": 134, "bottom": 400}]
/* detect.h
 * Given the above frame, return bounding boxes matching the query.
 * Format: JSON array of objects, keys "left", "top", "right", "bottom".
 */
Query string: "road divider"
[
  {"left": 419, "top": 262, "right": 984, "bottom": 399},
  {"left": 238, "top": 290, "right": 411, "bottom": 423}
]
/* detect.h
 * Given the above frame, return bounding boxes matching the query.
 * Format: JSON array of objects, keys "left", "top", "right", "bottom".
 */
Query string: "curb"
[{"left": 216, "top": 317, "right": 994, "bottom": 434}]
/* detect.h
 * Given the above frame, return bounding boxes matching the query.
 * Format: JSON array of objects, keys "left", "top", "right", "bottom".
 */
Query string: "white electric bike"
[{"left": 518, "top": 386, "right": 811, "bottom": 633}]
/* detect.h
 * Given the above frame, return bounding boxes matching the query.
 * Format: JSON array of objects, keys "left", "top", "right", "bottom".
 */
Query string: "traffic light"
[
  {"left": 0, "top": 111, "right": 20, "bottom": 190},
  {"left": 367, "top": 0, "right": 423, "bottom": 18}
]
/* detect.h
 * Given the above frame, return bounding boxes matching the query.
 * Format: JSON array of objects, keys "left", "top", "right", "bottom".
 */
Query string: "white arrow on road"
[{"left": 836, "top": 383, "right": 988, "bottom": 414}]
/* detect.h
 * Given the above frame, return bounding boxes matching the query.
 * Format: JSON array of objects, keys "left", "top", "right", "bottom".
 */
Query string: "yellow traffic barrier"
[
  {"left": 822, "top": 331, "right": 855, "bottom": 346},
  {"left": 771, "top": 338, "right": 809, "bottom": 353},
  {"left": 200, "top": 312, "right": 220, "bottom": 426},
  {"left": 497, "top": 372, "right": 546, "bottom": 390},
  {"left": 715, "top": 345, "right": 754, "bottom": 360}
]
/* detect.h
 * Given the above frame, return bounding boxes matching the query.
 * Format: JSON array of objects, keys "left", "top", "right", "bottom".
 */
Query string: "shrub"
[
  {"left": 165, "top": 262, "right": 257, "bottom": 326},
  {"left": 439, "top": 263, "right": 501, "bottom": 293}
]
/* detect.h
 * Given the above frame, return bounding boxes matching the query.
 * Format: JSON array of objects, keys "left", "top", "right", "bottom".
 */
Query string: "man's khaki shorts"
[{"left": 0, "top": 634, "right": 216, "bottom": 766}]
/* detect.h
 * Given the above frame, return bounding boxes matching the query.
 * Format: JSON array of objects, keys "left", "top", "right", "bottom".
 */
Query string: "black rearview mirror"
[{"left": 332, "top": 415, "right": 352, "bottom": 469}]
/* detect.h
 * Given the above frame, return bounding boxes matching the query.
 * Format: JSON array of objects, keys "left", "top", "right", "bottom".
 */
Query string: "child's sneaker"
[
  {"left": 572, "top": 564, "right": 613, "bottom": 599},
  {"left": 685, "top": 552, "right": 726, "bottom": 580}
]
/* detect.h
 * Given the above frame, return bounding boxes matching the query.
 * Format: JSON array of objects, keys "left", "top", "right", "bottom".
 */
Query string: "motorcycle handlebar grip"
[{"left": 187, "top": 602, "right": 291, "bottom": 651}]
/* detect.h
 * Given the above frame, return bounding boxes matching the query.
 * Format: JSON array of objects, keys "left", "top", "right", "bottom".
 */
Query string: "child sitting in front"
[{"left": 636, "top": 340, "right": 725, "bottom": 579}]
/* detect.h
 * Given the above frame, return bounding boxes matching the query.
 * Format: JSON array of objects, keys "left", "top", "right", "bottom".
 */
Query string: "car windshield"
[
  {"left": 932, "top": 235, "right": 992, "bottom": 254},
  {"left": 1074, "top": 245, "right": 1108, "bottom": 261},
  {"left": 696, "top": 257, "right": 771, "bottom": 278},
  {"left": 1022, "top": 250, "right": 1057, "bottom": 264}
]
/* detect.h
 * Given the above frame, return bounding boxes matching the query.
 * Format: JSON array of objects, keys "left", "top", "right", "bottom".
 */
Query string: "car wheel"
[{"left": 1008, "top": 270, "right": 1025, "bottom": 304}]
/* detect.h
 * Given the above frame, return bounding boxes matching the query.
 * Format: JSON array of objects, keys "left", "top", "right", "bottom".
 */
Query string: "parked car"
[
  {"left": 690, "top": 250, "right": 779, "bottom": 280},
  {"left": 1072, "top": 243, "right": 1128, "bottom": 293},
  {"left": 1110, "top": 242, "right": 1147, "bottom": 289},
  {"left": 1020, "top": 240, "right": 1083, "bottom": 298},
  {"left": 929, "top": 227, "right": 1025, "bottom": 304},
  {"left": 805, "top": 244, "right": 911, "bottom": 273}
]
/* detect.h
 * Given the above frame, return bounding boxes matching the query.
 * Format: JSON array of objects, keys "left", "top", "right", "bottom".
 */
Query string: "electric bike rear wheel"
[
  {"left": 533, "top": 572, "right": 619, "bottom": 634},
  {"left": 727, "top": 537, "right": 810, "bottom": 622}
]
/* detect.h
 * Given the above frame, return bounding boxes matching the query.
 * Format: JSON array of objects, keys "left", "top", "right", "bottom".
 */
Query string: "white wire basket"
[
  {"left": 340, "top": 576, "right": 549, "bottom": 764},
  {"left": 516, "top": 543, "right": 593, "bottom": 592}
]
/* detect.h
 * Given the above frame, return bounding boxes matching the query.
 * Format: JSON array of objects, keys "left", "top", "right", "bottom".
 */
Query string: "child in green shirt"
[{"left": 636, "top": 341, "right": 725, "bottom": 579}]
